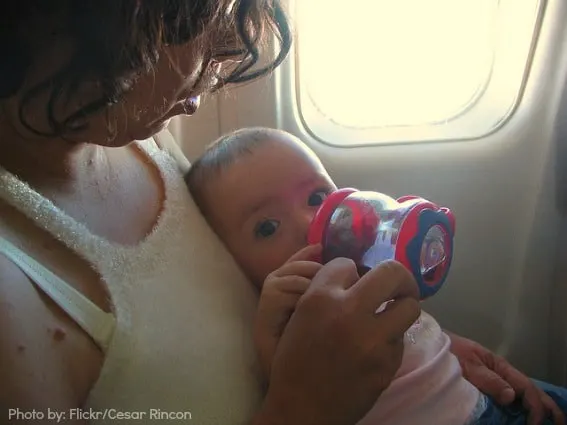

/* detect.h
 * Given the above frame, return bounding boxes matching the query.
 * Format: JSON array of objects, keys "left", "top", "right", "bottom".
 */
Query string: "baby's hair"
[{"left": 185, "top": 126, "right": 288, "bottom": 215}]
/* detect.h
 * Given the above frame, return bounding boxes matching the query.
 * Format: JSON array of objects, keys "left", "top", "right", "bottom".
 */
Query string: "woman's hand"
[
  {"left": 447, "top": 331, "right": 565, "bottom": 425},
  {"left": 258, "top": 258, "right": 421, "bottom": 425},
  {"left": 253, "top": 244, "right": 323, "bottom": 379}
]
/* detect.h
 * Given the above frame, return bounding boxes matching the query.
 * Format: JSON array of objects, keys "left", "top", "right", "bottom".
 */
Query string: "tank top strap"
[
  {"left": 136, "top": 137, "right": 161, "bottom": 156},
  {"left": 0, "top": 136, "right": 187, "bottom": 351},
  {"left": 0, "top": 235, "right": 115, "bottom": 352}
]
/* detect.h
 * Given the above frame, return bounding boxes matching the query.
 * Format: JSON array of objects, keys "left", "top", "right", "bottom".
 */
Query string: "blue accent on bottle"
[{"left": 405, "top": 209, "right": 454, "bottom": 299}]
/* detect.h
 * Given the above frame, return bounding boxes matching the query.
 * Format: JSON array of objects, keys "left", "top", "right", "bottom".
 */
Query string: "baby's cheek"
[
  {"left": 251, "top": 255, "right": 282, "bottom": 286},
  {"left": 233, "top": 241, "right": 290, "bottom": 286},
  {"left": 235, "top": 251, "right": 271, "bottom": 287}
]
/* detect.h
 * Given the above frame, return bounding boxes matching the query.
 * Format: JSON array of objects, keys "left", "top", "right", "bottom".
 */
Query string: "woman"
[{"left": 0, "top": 1, "right": 561, "bottom": 424}]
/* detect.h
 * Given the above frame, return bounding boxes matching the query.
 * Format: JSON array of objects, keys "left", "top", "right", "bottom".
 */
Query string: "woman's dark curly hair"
[{"left": 0, "top": 0, "right": 291, "bottom": 137}]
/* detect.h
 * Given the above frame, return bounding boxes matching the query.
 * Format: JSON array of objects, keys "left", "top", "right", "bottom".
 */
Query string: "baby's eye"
[
  {"left": 254, "top": 219, "right": 280, "bottom": 239},
  {"left": 308, "top": 190, "right": 329, "bottom": 207}
]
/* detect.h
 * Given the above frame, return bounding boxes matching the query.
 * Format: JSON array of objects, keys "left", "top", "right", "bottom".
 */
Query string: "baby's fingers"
[
  {"left": 263, "top": 275, "right": 311, "bottom": 296},
  {"left": 285, "top": 244, "right": 322, "bottom": 263},
  {"left": 270, "top": 261, "right": 322, "bottom": 281}
]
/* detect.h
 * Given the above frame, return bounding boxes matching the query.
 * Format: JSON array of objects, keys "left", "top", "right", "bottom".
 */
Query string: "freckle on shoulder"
[{"left": 47, "top": 327, "right": 67, "bottom": 342}]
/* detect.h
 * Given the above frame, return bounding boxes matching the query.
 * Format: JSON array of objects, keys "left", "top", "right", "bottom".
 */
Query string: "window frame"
[{"left": 289, "top": 0, "right": 548, "bottom": 148}]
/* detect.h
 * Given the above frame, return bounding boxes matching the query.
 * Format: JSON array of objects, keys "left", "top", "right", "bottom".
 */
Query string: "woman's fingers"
[
  {"left": 372, "top": 296, "right": 421, "bottom": 343},
  {"left": 351, "top": 260, "right": 421, "bottom": 341},
  {"left": 308, "top": 257, "right": 361, "bottom": 290},
  {"left": 352, "top": 260, "right": 420, "bottom": 313}
]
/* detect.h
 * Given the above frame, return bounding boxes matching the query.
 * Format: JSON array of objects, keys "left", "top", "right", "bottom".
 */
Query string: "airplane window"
[{"left": 295, "top": 0, "right": 545, "bottom": 146}]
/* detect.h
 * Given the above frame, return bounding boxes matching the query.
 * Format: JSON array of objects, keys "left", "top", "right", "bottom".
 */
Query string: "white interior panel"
[{"left": 171, "top": 0, "right": 567, "bottom": 383}]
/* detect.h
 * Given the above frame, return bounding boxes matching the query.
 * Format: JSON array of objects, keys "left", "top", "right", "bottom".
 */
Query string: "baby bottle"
[{"left": 308, "top": 188, "right": 455, "bottom": 299}]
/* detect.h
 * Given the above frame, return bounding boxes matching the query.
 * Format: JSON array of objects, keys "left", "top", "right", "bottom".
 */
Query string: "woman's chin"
[
  {"left": 128, "top": 120, "right": 171, "bottom": 142},
  {"left": 152, "top": 119, "right": 171, "bottom": 132}
]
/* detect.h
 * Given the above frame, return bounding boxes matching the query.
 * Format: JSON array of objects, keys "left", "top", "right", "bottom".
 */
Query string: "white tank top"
[{"left": 0, "top": 139, "right": 264, "bottom": 424}]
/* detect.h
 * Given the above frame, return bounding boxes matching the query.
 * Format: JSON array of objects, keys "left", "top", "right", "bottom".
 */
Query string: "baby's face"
[{"left": 202, "top": 135, "right": 337, "bottom": 287}]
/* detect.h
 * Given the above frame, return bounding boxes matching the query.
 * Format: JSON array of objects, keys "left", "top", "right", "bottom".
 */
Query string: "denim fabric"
[{"left": 472, "top": 380, "right": 567, "bottom": 425}]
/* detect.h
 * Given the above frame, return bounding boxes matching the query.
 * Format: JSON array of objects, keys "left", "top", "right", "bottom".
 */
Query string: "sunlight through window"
[{"left": 295, "top": 0, "right": 544, "bottom": 144}]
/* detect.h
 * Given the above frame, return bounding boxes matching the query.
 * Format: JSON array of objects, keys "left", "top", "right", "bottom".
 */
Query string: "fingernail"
[{"left": 501, "top": 388, "right": 516, "bottom": 403}]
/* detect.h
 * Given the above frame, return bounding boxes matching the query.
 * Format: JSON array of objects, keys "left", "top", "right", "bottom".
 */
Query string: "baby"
[{"left": 184, "top": 127, "right": 560, "bottom": 425}]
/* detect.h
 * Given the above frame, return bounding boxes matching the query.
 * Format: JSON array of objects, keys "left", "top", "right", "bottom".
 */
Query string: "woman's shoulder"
[
  {"left": 152, "top": 129, "right": 191, "bottom": 175},
  {"left": 0, "top": 204, "right": 107, "bottom": 409},
  {"left": 0, "top": 251, "right": 102, "bottom": 410}
]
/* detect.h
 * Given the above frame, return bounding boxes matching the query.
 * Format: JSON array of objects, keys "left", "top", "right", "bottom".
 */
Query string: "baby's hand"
[{"left": 253, "top": 244, "right": 323, "bottom": 380}]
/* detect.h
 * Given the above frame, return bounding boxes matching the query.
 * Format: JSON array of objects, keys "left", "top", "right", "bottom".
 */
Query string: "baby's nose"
[{"left": 297, "top": 209, "right": 317, "bottom": 242}]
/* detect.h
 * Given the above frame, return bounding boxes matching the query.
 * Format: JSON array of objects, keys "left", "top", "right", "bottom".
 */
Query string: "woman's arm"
[{"left": 0, "top": 255, "right": 100, "bottom": 423}]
